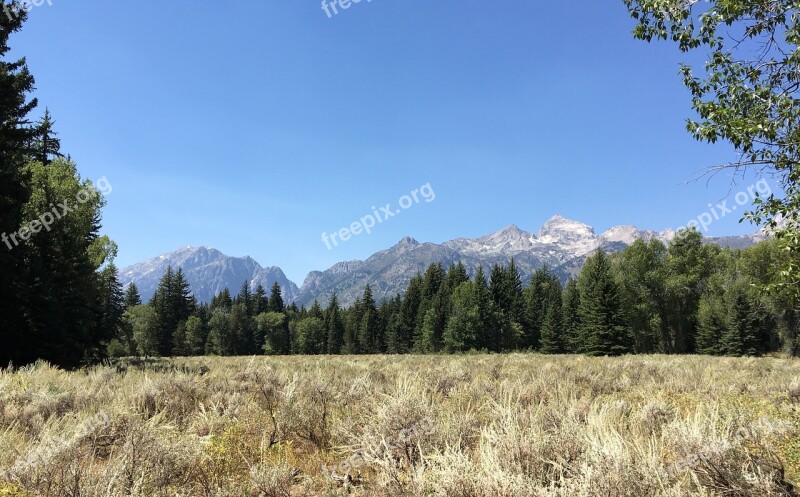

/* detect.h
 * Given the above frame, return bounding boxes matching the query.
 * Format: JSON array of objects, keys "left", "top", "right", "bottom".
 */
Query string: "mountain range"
[
  {"left": 118, "top": 215, "right": 765, "bottom": 306},
  {"left": 118, "top": 246, "right": 299, "bottom": 304}
]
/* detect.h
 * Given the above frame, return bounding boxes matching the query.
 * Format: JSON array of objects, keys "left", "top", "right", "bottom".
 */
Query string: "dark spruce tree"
[
  {"left": 539, "top": 278, "right": 564, "bottom": 354},
  {"left": 414, "top": 263, "right": 444, "bottom": 347},
  {"left": 578, "top": 251, "right": 632, "bottom": 356},
  {"left": 343, "top": 296, "right": 362, "bottom": 354},
  {"left": 325, "top": 294, "right": 345, "bottom": 354},
  {"left": 210, "top": 287, "right": 232, "bottom": 312},
  {"left": 0, "top": 4, "right": 37, "bottom": 366},
  {"left": 522, "top": 267, "right": 560, "bottom": 350},
  {"left": 392, "top": 275, "right": 422, "bottom": 353},
  {"left": 308, "top": 299, "right": 323, "bottom": 320},
  {"left": 95, "top": 263, "right": 125, "bottom": 358},
  {"left": 253, "top": 284, "right": 268, "bottom": 315},
  {"left": 443, "top": 261, "right": 469, "bottom": 294},
  {"left": 443, "top": 281, "right": 478, "bottom": 352},
  {"left": 151, "top": 266, "right": 195, "bottom": 355},
  {"left": 268, "top": 282, "right": 285, "bottom": 313},
  {"left": 562, "top": 279, "right": 581, "bottom": 353},
  {"left": 358, "top": 285, "right": 380, "bottom": 353},
  {"left": 33, "top": 108, "right": 63, "bottom": 165},
  {"left": 722, "top": 287, "right": 760, "bottom": 357},
  {"left": 696, "top": 292, "right": 728, "bottom": 356},
  {"left": 237, "top": 281, "right": 252, "bottom": 316},
  {"left": 472, "top": 266, "right": 501, "bottom": 351},
  {"left": 124, "top": 282, "right": 142, "bottom": 309}
]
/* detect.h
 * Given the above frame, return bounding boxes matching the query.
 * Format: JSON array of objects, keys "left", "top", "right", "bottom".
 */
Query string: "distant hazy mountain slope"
[{"left": 119, "top": 246, "right": 299, "bottom": 303}]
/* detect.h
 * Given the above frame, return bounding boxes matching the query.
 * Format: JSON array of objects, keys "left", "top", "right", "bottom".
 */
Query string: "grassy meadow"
[{"left": 1, "top": 354, "right": 799, "bottom": 496}]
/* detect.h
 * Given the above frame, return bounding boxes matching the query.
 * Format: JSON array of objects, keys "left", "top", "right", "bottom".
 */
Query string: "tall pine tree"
[{"left": 578, "top": 251, "right": 631, "bottom": 356}]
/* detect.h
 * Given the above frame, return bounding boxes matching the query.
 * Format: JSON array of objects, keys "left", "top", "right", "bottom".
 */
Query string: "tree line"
[{"left": 109, "top": 231, "right": 800, "bottom": 358}]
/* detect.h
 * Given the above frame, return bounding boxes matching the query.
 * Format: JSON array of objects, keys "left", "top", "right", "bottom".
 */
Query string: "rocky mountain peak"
[
  {"left": 599, "top": 225, "right": 651, "bottom": 245},
  {"left": 538, "top": 215, "right": 596, "bottom": 246},
  {"left": 398, "top": 236, "right": 419, "bottom": 246}
]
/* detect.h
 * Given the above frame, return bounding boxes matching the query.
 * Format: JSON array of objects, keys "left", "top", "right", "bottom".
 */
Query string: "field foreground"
[{"left": 1, "top": 355, "right": 799, "bottom": 496}]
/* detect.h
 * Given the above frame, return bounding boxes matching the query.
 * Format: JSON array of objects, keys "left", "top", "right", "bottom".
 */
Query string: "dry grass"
[{"left": 0, "top": 354, "right": 799, "bottom": 496}]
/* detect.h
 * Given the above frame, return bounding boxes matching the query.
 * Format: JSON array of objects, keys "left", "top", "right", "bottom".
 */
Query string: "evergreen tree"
[
  {"left": 358, "top": 285, "right": 379, "bottom": 353},
  {"left": 309, "top": 299, "right": 323, "bottom": 320},
  {"left": 173, "top": 268, "right": 196, "bottom": 318},
  {"left": 505, "top": 259, "right": 525, "bottom": 327},
  {"left": 268, "top": 282, "right": 285, "bottom": 313},
  {"left": 722, "top": 287, "right": 760, "bottom": 356},
  {"left": 343, "top": 297, "right": 363, "bottom": 354},
  {"left": 124, "top": 282, "right": 142, "bottom": 309},
  {"left": 695, "top": 255, "right": 734, "bottom": 355},
  {"left": 578, "top": 251, "right": 631, "bottom": 356},
  {"left": 95, "top": 263, "right": 125, "bottom": 357},
  {"left": 210, "top": 288, "right": 233, "bottom": 312},
  {"left": 490, "top": 260, "right": 523, "bottom": 327},
  {"left": 237, "top": 281, "right": 252, "bottom": 316},
  {"left": 414, "top": 264, "right": 444, "bottom": 347},
  {"left": 381, "top": 295, "right": 404, "bottom": 354},
  {"left": 697, "top": 293, "right": 728, "bottom": 355},
  {"left": 393, "top": 276, "right": 422, "bottom": 353},
  {"left": 151, "top": 266, "right": 195, "bottom": 355},
  {"left": 325, "top": 294, "right": 345, "bottom": 354},
  {"left": 33, "top": 108, "right": 62, "bottom": 165},
  {"left": 253, "top": 284, "right": 269, "bottom": 315},
  {"left": 150, "top": 267, "right": 176, "bottom": 354},
  {"left": 0, "top": 4, "right": 37, "bottom": 366},
  {"left": 421, "top": 263, "right": 445, "bottom": 298},
  {"left": 562, "top": 279, "right": 581, "bottom": 353},
  {"left": 522, "top": 267, "right": 559, "bottom": 350},
  {"left": 473, "top": 266, "right": 502, "bottom": 351},
  {"left": 443, "top": 261, "right": 469, "bottom": 294},
  {"left": 539, "top": 282, "right": 564, "bottom": 354}
]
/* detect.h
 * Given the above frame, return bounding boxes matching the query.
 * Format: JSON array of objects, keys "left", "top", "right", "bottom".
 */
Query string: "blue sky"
[{"left": 11, "top": 1, "right": 774, "bottom": 284}]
